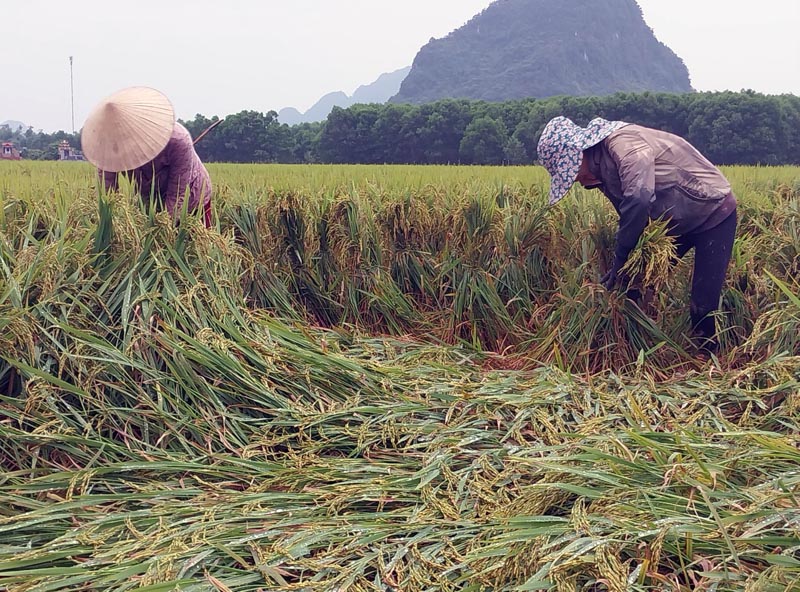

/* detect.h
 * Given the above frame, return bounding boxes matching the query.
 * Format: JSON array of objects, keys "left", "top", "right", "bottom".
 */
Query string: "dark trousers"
[{"left": 674, "top": 210, "right": 738, "bottom": 344}]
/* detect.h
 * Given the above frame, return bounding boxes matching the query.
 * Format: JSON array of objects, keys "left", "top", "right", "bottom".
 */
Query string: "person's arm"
[
  {"left": 161, "top": 128, "right": 196, "bottom": 220},
  {"left": 602, "top": 136, "right": 655, "bottom": 288}
]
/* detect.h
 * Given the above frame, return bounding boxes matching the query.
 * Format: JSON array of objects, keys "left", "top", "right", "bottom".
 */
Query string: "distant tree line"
[
  {"left": 185, "top": 90, "right": 800, "bottom": 166},
  {"left": 5, "top": 91, "right": 799, "bottom": 166},
  {"left": 0, "top": 127, "right": 81, "bottom": 161},
  {"left": 180, "top": 112, "right": 321, "bottom": 165}
]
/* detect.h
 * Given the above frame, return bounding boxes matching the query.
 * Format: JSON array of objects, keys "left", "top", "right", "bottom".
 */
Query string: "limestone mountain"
[
  {"left": 391, "top": 0, "right": 692, "bottom": 104},
  {"left": 279, "top": 67, "right": 411, "bottom": 125},
  {"left": 1, "top": 120, "right": 28, "bottom": 132}
]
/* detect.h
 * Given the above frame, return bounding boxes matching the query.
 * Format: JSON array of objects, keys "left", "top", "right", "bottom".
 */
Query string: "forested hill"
[{"left": 392, "top": 0, "right": 692, "bottom": 104}]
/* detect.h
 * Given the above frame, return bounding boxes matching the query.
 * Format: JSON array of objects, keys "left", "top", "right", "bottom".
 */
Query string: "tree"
[
  {"left": 504, "top": 136, "right": 529, "bottom": 165},
  {"left": 459, "top": 116, "right": 508, "bottom": 165},
  {"left": 417, "top": 100, "right": 474, "bottom": 164},
  {"left": 686, "top": 92, "right": 787, "bottom": 164},
  {"left": 180, "top": 114, "right": 221, "bottom": 160},
  {"left": 289, "top": 122, "right": 323, "bottom": 164},
  {"left": 317, "top": 107, "right": 360, "bottom": 163},
  {"left": 211, "top": 111, "right": 292, "bottom": 163},
  {"left": 373, "top": 103, "right": 412, "bottom": 163}
]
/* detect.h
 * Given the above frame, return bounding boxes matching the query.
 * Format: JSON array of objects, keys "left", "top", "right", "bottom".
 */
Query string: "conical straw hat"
[{"left": 81, "top": 87, "right": 175, "bottom": 172}]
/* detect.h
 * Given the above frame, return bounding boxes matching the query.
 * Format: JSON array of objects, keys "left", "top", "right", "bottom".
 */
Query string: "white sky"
[{"left": 1, "top": 1, "right": 798, "bottom": 132}]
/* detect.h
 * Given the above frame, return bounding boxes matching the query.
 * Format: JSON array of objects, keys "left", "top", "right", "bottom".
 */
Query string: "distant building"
[
  {"left": 1, "top": 142, "right": 21, "bottom": 160},
  {"left": 58, "top": 140, "right": 84, "bottom": 161}
]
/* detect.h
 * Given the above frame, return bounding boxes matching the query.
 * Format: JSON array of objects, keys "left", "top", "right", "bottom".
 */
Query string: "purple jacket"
[{"left": 102, "top": 123, "right": 212, "bottom": 224}]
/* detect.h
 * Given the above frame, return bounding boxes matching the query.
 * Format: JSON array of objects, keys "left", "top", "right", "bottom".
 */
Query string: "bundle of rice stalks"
[{"left": 620, "top": 219, "right": 677, "bottom": 297}]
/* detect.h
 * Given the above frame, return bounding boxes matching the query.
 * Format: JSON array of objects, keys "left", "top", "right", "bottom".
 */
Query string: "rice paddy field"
[{"left": 0, "top": 160, "right": 798, "bottom": 591}]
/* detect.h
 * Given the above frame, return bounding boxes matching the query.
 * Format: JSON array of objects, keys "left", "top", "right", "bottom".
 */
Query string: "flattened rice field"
[{"left": 0, "top": 161, "right": 798, "bottom": 591}]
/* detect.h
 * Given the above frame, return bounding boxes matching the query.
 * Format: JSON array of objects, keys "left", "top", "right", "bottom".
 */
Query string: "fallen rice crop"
[{"left": 0, "top": 161, "right": 798, "bottom": 591}]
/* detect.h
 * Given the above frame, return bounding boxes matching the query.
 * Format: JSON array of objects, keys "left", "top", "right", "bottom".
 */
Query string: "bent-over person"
[
  {"left": 81, "top": 87, "right": 212, "bottom": 227},
  {"left": 537, "top": 116, "right": 738, "bottom": 354}
]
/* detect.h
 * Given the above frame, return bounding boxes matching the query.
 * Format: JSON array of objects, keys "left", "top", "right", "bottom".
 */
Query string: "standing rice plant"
[
  {"left": 746, "top": 272, "right": 800, "bottom": 356},
  {"left": 495, "top": 203, "right": 553, "bottom": 323},
  {"left": 437, "top": 193, "right": 518, "bottom": 347},
  {"left": 326, "top": 193, "right": 419, "bottom": 332},
  {"left": 380, "top": 196, "right": 440, "bottom": 307}
]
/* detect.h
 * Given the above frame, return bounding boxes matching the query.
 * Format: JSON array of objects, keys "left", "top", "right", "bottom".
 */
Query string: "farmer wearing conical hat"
[
  {"left": 538, "top": 117, "right": 738, "bottom": 354},
  {"left": 81, "top": 87, "right": 213, "bottom": 227}
]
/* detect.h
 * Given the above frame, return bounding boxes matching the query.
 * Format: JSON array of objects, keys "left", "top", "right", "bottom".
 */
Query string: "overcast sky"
[{"left": 1, "top": 1, "right": 798, "bottom": 132}]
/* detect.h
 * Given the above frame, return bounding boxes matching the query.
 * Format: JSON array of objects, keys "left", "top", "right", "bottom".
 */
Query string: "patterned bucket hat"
[{"left": 537, "top": 116, "right": 629, "bottom": 205}]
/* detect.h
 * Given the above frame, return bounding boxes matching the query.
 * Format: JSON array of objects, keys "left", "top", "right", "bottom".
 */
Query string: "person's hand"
[
  {"left": 600, "top": 257, "right": 626, "bottom": 291},
  {"left": 600, "top": 268, "right": 618, "bottom": 290}
]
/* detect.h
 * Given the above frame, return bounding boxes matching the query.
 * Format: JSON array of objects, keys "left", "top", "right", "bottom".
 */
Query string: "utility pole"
[{"left": 69, "top": 56, "right": 75, "bottom": 133}]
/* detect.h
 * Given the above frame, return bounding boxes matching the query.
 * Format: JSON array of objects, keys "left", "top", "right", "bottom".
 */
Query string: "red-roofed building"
[{"left": 1, "top": 142, "right": 21, "bottom": 160}]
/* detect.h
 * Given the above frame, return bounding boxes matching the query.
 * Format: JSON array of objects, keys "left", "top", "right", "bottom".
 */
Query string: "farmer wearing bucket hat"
[
  {"left": 538, "top": 116, "right": 738, "bottom": 353},
  {"left": 81, "top": 87, "right": 213, "bottom": 227}
]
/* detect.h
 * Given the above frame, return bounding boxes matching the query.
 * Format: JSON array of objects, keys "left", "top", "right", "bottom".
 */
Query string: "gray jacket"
[{"left": 585, "top": 124, "right": 736, "bottom": 261}]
